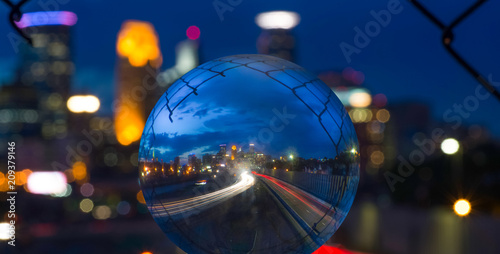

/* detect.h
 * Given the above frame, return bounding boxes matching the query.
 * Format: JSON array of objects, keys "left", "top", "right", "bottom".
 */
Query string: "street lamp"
[{"left": 441, "top": 138, "right": 460, "bottom": 155}]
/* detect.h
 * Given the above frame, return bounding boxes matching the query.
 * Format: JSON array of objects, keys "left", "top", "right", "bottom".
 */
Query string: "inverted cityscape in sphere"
[{"left": 138, "top": 54, "right": 360, "bottom": 254}]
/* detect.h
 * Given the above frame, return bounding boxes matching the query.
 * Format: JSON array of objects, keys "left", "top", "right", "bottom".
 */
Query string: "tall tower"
[
  {"left": 231, "top": 145, "right": 237, "bottom": 161},
  {"left": 114, "top": 20, "right": 163, "bottom": 146},
  {"left": 219, "top": 144, "right": 227, "bottom": 156},
  {"left": 255, "top": 11, "right": 300, "bottom": 62},
  {"left": 13, "top": 11, "right": 77, "bottom": 140}
]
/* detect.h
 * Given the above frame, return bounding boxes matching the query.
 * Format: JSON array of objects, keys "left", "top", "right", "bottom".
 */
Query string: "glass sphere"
[{"left": 139, "top": 54, "right": 359, "bottom": 254}]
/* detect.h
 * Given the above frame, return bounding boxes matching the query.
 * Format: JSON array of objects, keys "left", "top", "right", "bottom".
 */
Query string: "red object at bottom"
[{"left": 313, "top": 245, "right": 363, "bottom": 254}]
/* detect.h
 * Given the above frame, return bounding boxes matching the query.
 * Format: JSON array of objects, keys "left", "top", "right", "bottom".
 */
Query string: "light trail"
[
  {"left": 151, "top": 172, "right": 255, "bottom": 216},
  {"left": 253, "top": 172, "right": 331, "bottom": 215}
]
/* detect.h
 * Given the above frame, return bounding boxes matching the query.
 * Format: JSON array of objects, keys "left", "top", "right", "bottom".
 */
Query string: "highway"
[
  {"left": 150, "top": 172, "right": 255, "bottom": 216},
  {"left": 144, "top": 171, "right": 352, "bottom": 253},
  {"left": 253, "top": 172, "right": 342, "bottom": 243}
]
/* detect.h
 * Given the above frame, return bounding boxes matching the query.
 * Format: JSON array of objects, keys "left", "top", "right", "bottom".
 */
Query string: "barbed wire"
[
  {"left": 2, "top": 0, "right": 32, "bottom": 45},
  {"left": 409, "top": 0, "right": 500, "bottom": 101}
]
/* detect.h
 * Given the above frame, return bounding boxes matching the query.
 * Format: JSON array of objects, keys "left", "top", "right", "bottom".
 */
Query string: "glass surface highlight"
[{"left": 139, "top": 54, "right": 360, "bottom": 254}]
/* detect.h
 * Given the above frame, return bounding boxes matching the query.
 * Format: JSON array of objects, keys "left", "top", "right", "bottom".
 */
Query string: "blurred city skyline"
[
  {"left": 1, "top": 0, "right": 500, "bottom": 137},
  {"left": 1, "top": 1, "right": 500, "bottom": 253}
]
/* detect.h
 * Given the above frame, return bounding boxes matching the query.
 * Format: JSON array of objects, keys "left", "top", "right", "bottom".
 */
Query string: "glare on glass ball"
[{"left": 139, "top": 54, "right": 360, "bottom": 254}]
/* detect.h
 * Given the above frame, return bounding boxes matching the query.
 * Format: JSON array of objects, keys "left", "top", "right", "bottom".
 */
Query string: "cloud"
[{"left": 140, "top": 62, "right": 357, "bottom": 162}]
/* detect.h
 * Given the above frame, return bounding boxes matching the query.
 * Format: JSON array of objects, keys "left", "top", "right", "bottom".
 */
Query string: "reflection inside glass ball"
[{"left": 139, "top": 54, "right": 359, "bottom": 254}]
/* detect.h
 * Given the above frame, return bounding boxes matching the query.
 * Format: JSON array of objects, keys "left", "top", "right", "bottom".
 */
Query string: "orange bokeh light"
[
  {"left": 72, "top": 161, "right": 87, "bottom": 181},
  {"left": 137, "top": 190, "right": 146, "bottom": 204},
  {"left": 116, "top": 21, "right": 162, "bottom": 67},
  {"left": 115, "top": 107, "right": 144, "bottom": 146}
]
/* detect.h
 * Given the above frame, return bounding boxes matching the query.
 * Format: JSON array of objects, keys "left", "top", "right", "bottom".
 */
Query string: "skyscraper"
[
  {"left": 114, "top": 20, "right": 163, "bottom": 146},
  {"left": 13, "top": 11, "right": 77, "bottom": 140},
  {"left": 255, "top": 11, "right": 300, "bottom": 62},
  {"left": 231, "top": 145, "right": 237, "bottom": 161},
  {"left": 219, "top": 144, "right": 227, "bottom": 155}
]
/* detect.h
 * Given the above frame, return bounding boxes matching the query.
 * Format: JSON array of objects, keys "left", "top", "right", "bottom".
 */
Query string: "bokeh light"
[
  {"left": 186, "top": 25, "right": 200, "bottom": 40},
  {"left": 116, "top": 21, "right": 162, "bottom": 67},
  {"left": 349, "top": 90, "right": 372, "bottom": 108},
  {"left": 27, "top": 171, "right": 67, "bottom": 195},
  {"left": 117, "top": 201, "right": 131, "bottom": 215},
  {"left": 255, "top": 11, "right": 300, "bottom": 29},
  {"left": 80, "top": 183, "right": 94, "bottom": 197},
  {"left": 454, "top": 199, "right": 471, "bottom": 216},
  {"left": 375, "top": 109, "right": 390, "bottom": 123},
  {"left": 92, "top": 205, "right": 112, "bottom": 220},
  {"left": 67, "top": 95, "right": 100, "bottom": 113},
  {"left": 0, "top": 223, "right": 11, "bottom": 240},
  {"left": 441, "top": 138, "right": 460, "bottom": 155},
  {"left": 136, "top": 191, "right": 146, "bottom": 204},
  {"left": 79, "top": 198, "right": 94, "bottom": 213},
  {"left": 51, "top": 184, "right": 72, "bottom": 198}
]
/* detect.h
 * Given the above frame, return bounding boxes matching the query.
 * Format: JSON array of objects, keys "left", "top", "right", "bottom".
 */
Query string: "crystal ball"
[{"left": 139, "top": 54, "right": 359, "bottom": 254}]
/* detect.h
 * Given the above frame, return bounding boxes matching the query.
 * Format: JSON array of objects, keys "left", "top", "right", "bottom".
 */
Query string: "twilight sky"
[
  {"left": 1, "top": 0, "right": 499, "bottom": 136},
  {"left": 139, "top": 55, "right": 357, "bottom": 162}
]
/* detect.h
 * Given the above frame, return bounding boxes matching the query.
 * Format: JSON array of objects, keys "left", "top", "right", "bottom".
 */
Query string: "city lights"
[
  {"left": 51, "top": 184, "right": 72, "bottom": 198},
  {"left": 441, "top": 138, "right": 460, "bottom": 155},
  {"left": 454, "top": 199, "right": 471, "bottom": 216},
  {"left": 67, "top": 95, "right": 100, "bottom": 113},
  {"left": 92, "top": 205, "right": 112, "bottom": 220},
  {"left": 116, "top": 21, "right": 162, "bottom": 67},
  {"left": 114, "top": 90, "right": 145, "bottom": 146},
  {"left": 255, "top": 11, "right": 300, "bottom": 29},
  {"left": 0, "top": 223, "right": 10, "bottom": 240},
  {"left": 72, "top": 161, "right": 87, "bottom": 181},
  {"left": 117, "top": 201, "right": 131, "bottom": 215},
  {"left": 349, "top": 89, "right": 372, "bottom": 108},
  {"left": 349, "top": 109, "right": 373, "bottom": 123},
  {"left": 80, "top": 198, "right": 94, "bottom": 213},
  {"left": 375, "top": 109, "right": 390, "bottom": 123},
  {"left": 80, "top": 183, "right": 94, "bottom": 197},
  {"left": 27, "top": 171, "right": 67, "bottom": 195}
]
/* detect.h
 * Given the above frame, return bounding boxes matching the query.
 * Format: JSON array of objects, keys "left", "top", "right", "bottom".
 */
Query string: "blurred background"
[{"left": 1, "top": 0, "right": 500, "bottom": 253}]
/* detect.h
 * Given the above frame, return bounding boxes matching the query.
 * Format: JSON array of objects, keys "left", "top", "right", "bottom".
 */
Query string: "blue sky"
[
  {"left": 138, "top": 55, "right": 357, "bottom": 162},
  {"left": 1, "top": 0, "right": 499, "bottom": 136}
]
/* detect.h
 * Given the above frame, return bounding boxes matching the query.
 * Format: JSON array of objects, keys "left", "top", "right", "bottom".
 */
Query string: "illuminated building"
[
  {"left": 249, "top": 143, "right": 255, "bottom": 154},
  {"left": 12, "top": 11, "right": 77, "bottom": 140},
  {"left": 216, "top": 144, "right": 227, "bottom": 164},
  {"left": 255, "top": 11, "right": 300, "bottom": 62},
  {"left": 0, "top": 82, "right": 40, "bottom": 136},
  {"left": 202, "top": 153, "right": 213, "bottom": 167},
  {"left": 231, "top": 145, "right": 237, "bottom": 160},
  {"left": 114, "top": 20, "right": 163, "bottom": 146},
  {"left": 219, "top": 144, "right": 227, "bottom": 155},
  {"left": 188, "top": 153, "right": 196, "bottom": 166}
]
